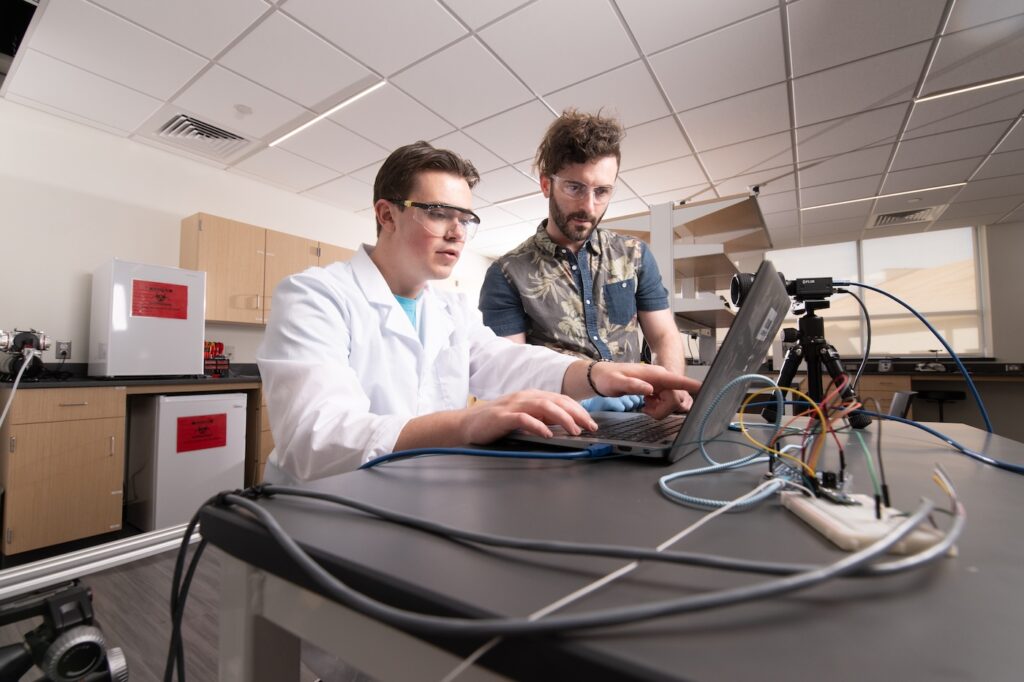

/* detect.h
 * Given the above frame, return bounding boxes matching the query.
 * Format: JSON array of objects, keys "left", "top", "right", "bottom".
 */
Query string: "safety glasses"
[
  {"left": 551, "top": 175, "right": 616, "bottom": 205},
  {"left": 389, "top": 199, "right": 481, "bottom": 241}
]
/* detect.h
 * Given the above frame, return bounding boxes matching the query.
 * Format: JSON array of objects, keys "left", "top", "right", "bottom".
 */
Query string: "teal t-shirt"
[{"left": 395, "top": 294, "right": 419, "bottom": 330}]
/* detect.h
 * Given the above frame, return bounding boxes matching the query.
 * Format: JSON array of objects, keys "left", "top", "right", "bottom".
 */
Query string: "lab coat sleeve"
[
  {"left": 257, "top": 271, "right": 408, "bottom": 481},
  {"left": 465, "top": 305, "right": 577, "bottom": 399}
]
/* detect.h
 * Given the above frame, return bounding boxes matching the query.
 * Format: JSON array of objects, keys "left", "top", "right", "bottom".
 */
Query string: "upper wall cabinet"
[{"left": 181, "top": 213, "right": 354, "bottom": 325}]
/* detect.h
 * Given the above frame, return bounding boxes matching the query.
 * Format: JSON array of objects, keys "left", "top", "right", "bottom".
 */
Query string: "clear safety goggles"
[
  {"left": 390, "top": 199, "right": 481, "bottom": 241},
  {"left": 551, "top": 175, "right": 616, "bottom": 206}
]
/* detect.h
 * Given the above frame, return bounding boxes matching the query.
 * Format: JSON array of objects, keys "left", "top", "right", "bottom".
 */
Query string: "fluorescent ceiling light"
[
  {"left": 801, "top": 183, "right": 966, "bottom": 211},
  {"left": 916, "top": 72, "right": 1024, "bottom": 103},
  {"left": 269, "top": 80, "right": 387, "bottom": 147},
  {"left": 490, "top": 191, "right": 542, "bottom": 207}
]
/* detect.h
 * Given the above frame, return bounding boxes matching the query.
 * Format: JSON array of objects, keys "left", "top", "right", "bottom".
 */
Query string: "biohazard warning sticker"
[
  {"left": 132, "top": 280, "right": 188, "bottom": 319},
  {"left": 177, "top": 413, "right": 227, "bottom": 453}
]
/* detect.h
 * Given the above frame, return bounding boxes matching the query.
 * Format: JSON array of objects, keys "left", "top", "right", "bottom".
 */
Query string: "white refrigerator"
[{"left": 126, "top": 393, "right": 247, "bottom": 531}]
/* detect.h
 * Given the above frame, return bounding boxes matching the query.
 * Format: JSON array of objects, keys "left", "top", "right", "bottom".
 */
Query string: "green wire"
[{"left": 853, "top": 428, "right": 882, "bottom": 498}]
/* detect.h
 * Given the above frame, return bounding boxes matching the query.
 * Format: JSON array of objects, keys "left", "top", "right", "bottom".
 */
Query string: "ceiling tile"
[
  {"left": 788, "top": 0, "right": 943, "bottom": 77},
  {"left": 27, "top": 0, "right": 207, "bottom": 99},
  {"left": 881, "top": 158, "right": 980, "bottom": 193},
  {"left": 349, "top": 161, "right": 383, "bottom": 185},
  {"left": 474, "top": 205, "right": 523, "bottom": 231},
  {"left": 219, "top": 12, "right": 372, "bottom": 109},
  {"left": 473, "top": 166, "right": 540, "bottom": 203},
  {"left": 480, "top": 0, "right": 636, "bottom": 95},
  {"left": 974, "top": 149, "right": 1024, "bottom": 180},
  {"left": 616, "top": 0, "right": 775, "bottom": 55},
  {"left": 643, "top": 185, "right": 709, "bottom": 205},
  {"left": 716, "top": 168, "right": 795, "bottom": 197},
  {"left": 906, "top": 80, "right": 1024, "bottom": 138},
  {"left": 544, "top": 61, "right": 669, "bottom": 128},
  {"left": 471, "top": 222, "right": 537, "bottom": 257},
  {"left": 444, "top": 0, "right": 533, "bottom": 30},
  {"left": 5, "top": 49, "right": 162, "bottom": 133},
  {"left": 802, "top": 215, "right": 868, "bottom": 235},
  {"left": 173, "top": 65, "right": 306, "bottom": 138},
  {"left": 619, "top": 117, "right": 690, "bottom": 171},
  {"left": 278, "top": 121, "right": 387, "bottom": 174},
  {"left": 941, "top": 195, "right": 1023, "bottom": 220},
  {"left": 392, "top": 38, "right": 533, "bottom": 127},
  {"left": 604, "top": 198, "right": 650, "bottom": 219},
  {"left": 758, "top": 191, "right": 798, "bottom": 215},
  {"left": 651, "top": 10, "right": 785, "bottom": 112},
  {"left": 699, "top": 132, "right": 792, "bottom": 179},
  {"left": 233, "top": 146, "right": 339, "bottom": 191},
  {"left": 430, "top": 131, "right": 506, "bottom": 173},
  {"left": 619, "top": 157, "right": 707, "bottom": 196},
  {"left": 923, "top": 14, "right": 1024, "bottom": 93},
  {"left": 796, "top": 103, "right": 908, "bottom": 161},
  {"left": 798, "top": 201, "right": 871, "bottom": 223},
  {"left": 90, "top": 0, "right": 269, "bottom": 58},
  {"left": 946, "top": 1, "right": 1024, "bottom": 33},
  {"left": 793, "top": 43, "right": 928, "bottom": 126},
  {"left": 763, "top": 210, "right": 798, "bottom": 230},
  {"left": 997, "top": 120, "right": 1024, "bottom": 152},
  {"left": 463, "top": 100, "right": 555, "bottom": 164},
  {"left": 803, "top": 226, "right": 865, "bottom": 245},
  {"left": 799, "top": 145, "right": 893, "bottom": 187},
  {"left": 931, "top": 213, "right": 1007, "bottom": 228},
  {"left": 329, "top": 84, "right": 453, "bottom": 150},
  {"left": 678, "top": 84, "right": 790, "bottom": 151},
  {"left": 770, "top": 226, "right": 802, "bottom": 248},
  {"left": 284, "top": 0, "right": 467, "bottom": 77},
  {"left": 997, "top": 201, "right": 1024, "bottom": 223},
  {"left": 953, "top": 173, "right": 1024, "bottom": 202},
  {"left": 801, "top": 175, "right": 882, "bottom": 207},
  {"left": 496, "top": 193, "right": 549, "bottom": 221},
  {"left": 872, "top": 185, "right": 962, "bottom": 213},
  {"left": 890, "top": 120, "right": 1010, "bottom": 170},
  {"left": 303, "top": 175, "right": 373, "bottom": 211}
]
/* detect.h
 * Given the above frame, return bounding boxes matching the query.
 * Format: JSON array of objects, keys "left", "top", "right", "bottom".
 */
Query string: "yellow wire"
[{"left": 737, "top": 386, "right": 828, "bottom": 476}]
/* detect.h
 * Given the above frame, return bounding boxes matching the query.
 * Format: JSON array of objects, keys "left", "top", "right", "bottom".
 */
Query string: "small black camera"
[{"left": 731, "top": 272, "right": 836, "bottom": 307}]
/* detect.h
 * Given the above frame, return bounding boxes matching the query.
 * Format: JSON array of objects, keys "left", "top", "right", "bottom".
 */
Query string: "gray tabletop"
[{"left": 200, "top": 421, "right": 1024, "bottom": 681}]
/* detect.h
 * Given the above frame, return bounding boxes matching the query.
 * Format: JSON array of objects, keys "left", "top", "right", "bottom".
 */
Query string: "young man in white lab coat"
[{"left": 258, "top": 142, "right": 699, "bottom": 483}]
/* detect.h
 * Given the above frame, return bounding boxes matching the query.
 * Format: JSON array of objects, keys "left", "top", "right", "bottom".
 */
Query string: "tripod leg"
[
  {"left": 763, "top": 345, "right": 803, "bottom": 424},
  {"left": 819, "top": 345, "right": 871, "bottom": 429}
]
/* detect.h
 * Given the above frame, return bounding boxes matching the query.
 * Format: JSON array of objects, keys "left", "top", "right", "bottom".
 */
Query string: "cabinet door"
[
  {"left": 263, "top": 230, "right": 319, "bottom": 318},
  {"left": 4, "top": 417, "right": 125, "bottom": 554},
  {"left": 184, "top": 214, "right": 267, "bottom": 324},
  {"left": 318, "top": 242, "right": 356, "bottom": 267}
]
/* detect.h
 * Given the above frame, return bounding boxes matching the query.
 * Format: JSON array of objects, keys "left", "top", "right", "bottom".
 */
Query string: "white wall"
[
  {"left": 985, "top": 221, "right": 1024, "bottom": 361},
  {"left": 0, "top": 100, "right": 494, "bottom": 363}
]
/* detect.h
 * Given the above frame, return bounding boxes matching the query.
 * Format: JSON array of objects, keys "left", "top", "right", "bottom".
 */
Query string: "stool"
[{"left": 915, "top": 389, "right": 966, "bottom": 422}]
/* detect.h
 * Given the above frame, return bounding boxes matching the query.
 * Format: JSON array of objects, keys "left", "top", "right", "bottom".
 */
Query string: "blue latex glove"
[{"left": 580, "top": 395, "right": 644, "bottom": 412}]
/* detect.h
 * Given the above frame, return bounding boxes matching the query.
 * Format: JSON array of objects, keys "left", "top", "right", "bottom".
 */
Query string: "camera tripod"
[{"left": 764, "top": 299, "right": 871, "bottom": 429}]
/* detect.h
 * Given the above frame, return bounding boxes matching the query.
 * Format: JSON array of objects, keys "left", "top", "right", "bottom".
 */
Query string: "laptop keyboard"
[{"left": 589, "top": 413, "right": 686, "bottom": 443}]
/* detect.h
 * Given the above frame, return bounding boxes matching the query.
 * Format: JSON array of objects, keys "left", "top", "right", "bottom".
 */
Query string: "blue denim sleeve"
[
  {"left": 636, "top": 242, "right": 670, "bottom": 311},
  {"left": 479, "top": 262, "right": 529, "bottom": 336}
]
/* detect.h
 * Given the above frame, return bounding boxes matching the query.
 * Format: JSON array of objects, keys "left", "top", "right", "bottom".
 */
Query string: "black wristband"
[{"left": 587, "top": 359, "right": 608, "bottom": 397}]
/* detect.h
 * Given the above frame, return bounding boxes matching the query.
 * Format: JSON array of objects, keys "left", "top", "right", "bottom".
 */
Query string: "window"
[{"left": 758, "top": 227, "right": 982, "bottom": 359}]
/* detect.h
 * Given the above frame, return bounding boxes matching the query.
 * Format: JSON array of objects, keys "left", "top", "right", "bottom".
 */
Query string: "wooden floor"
[{"left": 0, "top": 544, "right": 371, "bottom": 681}]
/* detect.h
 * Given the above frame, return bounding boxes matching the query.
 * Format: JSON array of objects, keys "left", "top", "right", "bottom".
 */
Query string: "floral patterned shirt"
[{"left": 479, "top": 221, "right": 669, "bottom": 362}]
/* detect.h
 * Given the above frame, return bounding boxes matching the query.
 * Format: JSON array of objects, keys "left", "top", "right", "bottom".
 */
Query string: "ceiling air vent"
[
  {"left": 870, "top": 205, "right": 946, "bottom": 228},
  {"left": 156, "top": 114, "right": 248, "bottom": 160}
]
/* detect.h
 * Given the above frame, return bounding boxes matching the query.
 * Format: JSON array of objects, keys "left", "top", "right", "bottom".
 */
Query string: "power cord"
[{"left": 359, "top": 443, "right": 615, "bottom": 469}]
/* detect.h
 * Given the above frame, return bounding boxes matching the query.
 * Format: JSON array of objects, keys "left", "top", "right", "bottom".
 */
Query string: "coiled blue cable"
[{"left": 838, "top": 280, "right": 993, "bottom": 433}]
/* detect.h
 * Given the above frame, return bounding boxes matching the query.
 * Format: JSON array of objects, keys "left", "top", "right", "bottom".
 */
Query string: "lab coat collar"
[{"left": 351, "top": 244, "right": 456, "bottom": 357}]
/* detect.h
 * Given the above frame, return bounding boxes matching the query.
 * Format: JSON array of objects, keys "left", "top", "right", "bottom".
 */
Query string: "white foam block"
[{"left": 781, "top": 492, "right": 955, "bottom": 556}]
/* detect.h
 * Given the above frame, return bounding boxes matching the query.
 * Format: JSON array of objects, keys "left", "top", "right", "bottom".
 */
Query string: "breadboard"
[{"left": 781, "top": 492, "right": 955, "bottom": 556}]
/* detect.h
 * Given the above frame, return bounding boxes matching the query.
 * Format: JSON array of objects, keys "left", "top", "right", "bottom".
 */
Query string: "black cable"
[
  {"left": 836, "top": 289, "right": 871, "bottom": 392},
  {"left": 209, "top": 492, "right": 935, "bottom": 637}
]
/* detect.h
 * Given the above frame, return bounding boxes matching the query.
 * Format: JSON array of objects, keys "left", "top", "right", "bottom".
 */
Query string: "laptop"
[{"left": 508, "top": 259, "right": 791, "bottom": 463}]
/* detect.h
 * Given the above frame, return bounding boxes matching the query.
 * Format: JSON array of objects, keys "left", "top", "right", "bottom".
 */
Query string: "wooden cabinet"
[
  {"left": 181, "top": 213, "right": 267, "bottom": 324},
  {"left": 855, "top": 375, "right": 912, "bottom": 416},
  {"left": 318, "top": 243, "right": 356, "bottom": 267},
  {"left": 253, "top": 391, "right": 274, "bottom": 486},
  {"left": 0, "top": 387, "right": 126, "bottom": 555},
  {"left": 181, "top": 212, "right": 355, "bottom": 325}
]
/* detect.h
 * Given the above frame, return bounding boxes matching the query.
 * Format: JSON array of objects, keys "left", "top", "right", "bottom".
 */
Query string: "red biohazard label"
[
  {"left": 132, "top": 280, "right": 188, "bottom": 319},
  {"left": 176, "top": 413, "right": 227, "bottom": 453}
]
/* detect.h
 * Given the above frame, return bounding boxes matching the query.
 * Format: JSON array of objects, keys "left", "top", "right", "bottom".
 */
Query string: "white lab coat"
[{"left": 257, "top": 244, "right": 576, "bottom": 482}]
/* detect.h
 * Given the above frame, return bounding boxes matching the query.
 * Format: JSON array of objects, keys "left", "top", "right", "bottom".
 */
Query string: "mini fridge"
[{"left": 126, "top": 393, "right": 246, "bottom": 531}]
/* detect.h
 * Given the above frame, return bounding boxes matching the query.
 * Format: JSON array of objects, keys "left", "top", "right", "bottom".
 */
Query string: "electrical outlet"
[{"left": 56, "top": 341, "right": 72, "bottom": 360}]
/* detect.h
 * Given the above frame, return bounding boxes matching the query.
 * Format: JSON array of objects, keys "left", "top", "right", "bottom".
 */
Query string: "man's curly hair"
[{"left": 535, "top": 109, "right": 624, "bottom": 178}]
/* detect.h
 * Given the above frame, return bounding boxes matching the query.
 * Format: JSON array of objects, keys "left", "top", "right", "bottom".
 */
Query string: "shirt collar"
[{"left": 534, "top": 219, "right": 603, "bottom": 257}]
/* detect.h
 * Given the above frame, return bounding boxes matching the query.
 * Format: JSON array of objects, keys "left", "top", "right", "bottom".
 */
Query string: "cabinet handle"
[
  {"left": 59, "top": 401, "right": 89, "bottom": 407},
  {"left": 109, "top": 436, "right": 115, "bottom": 456}
]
